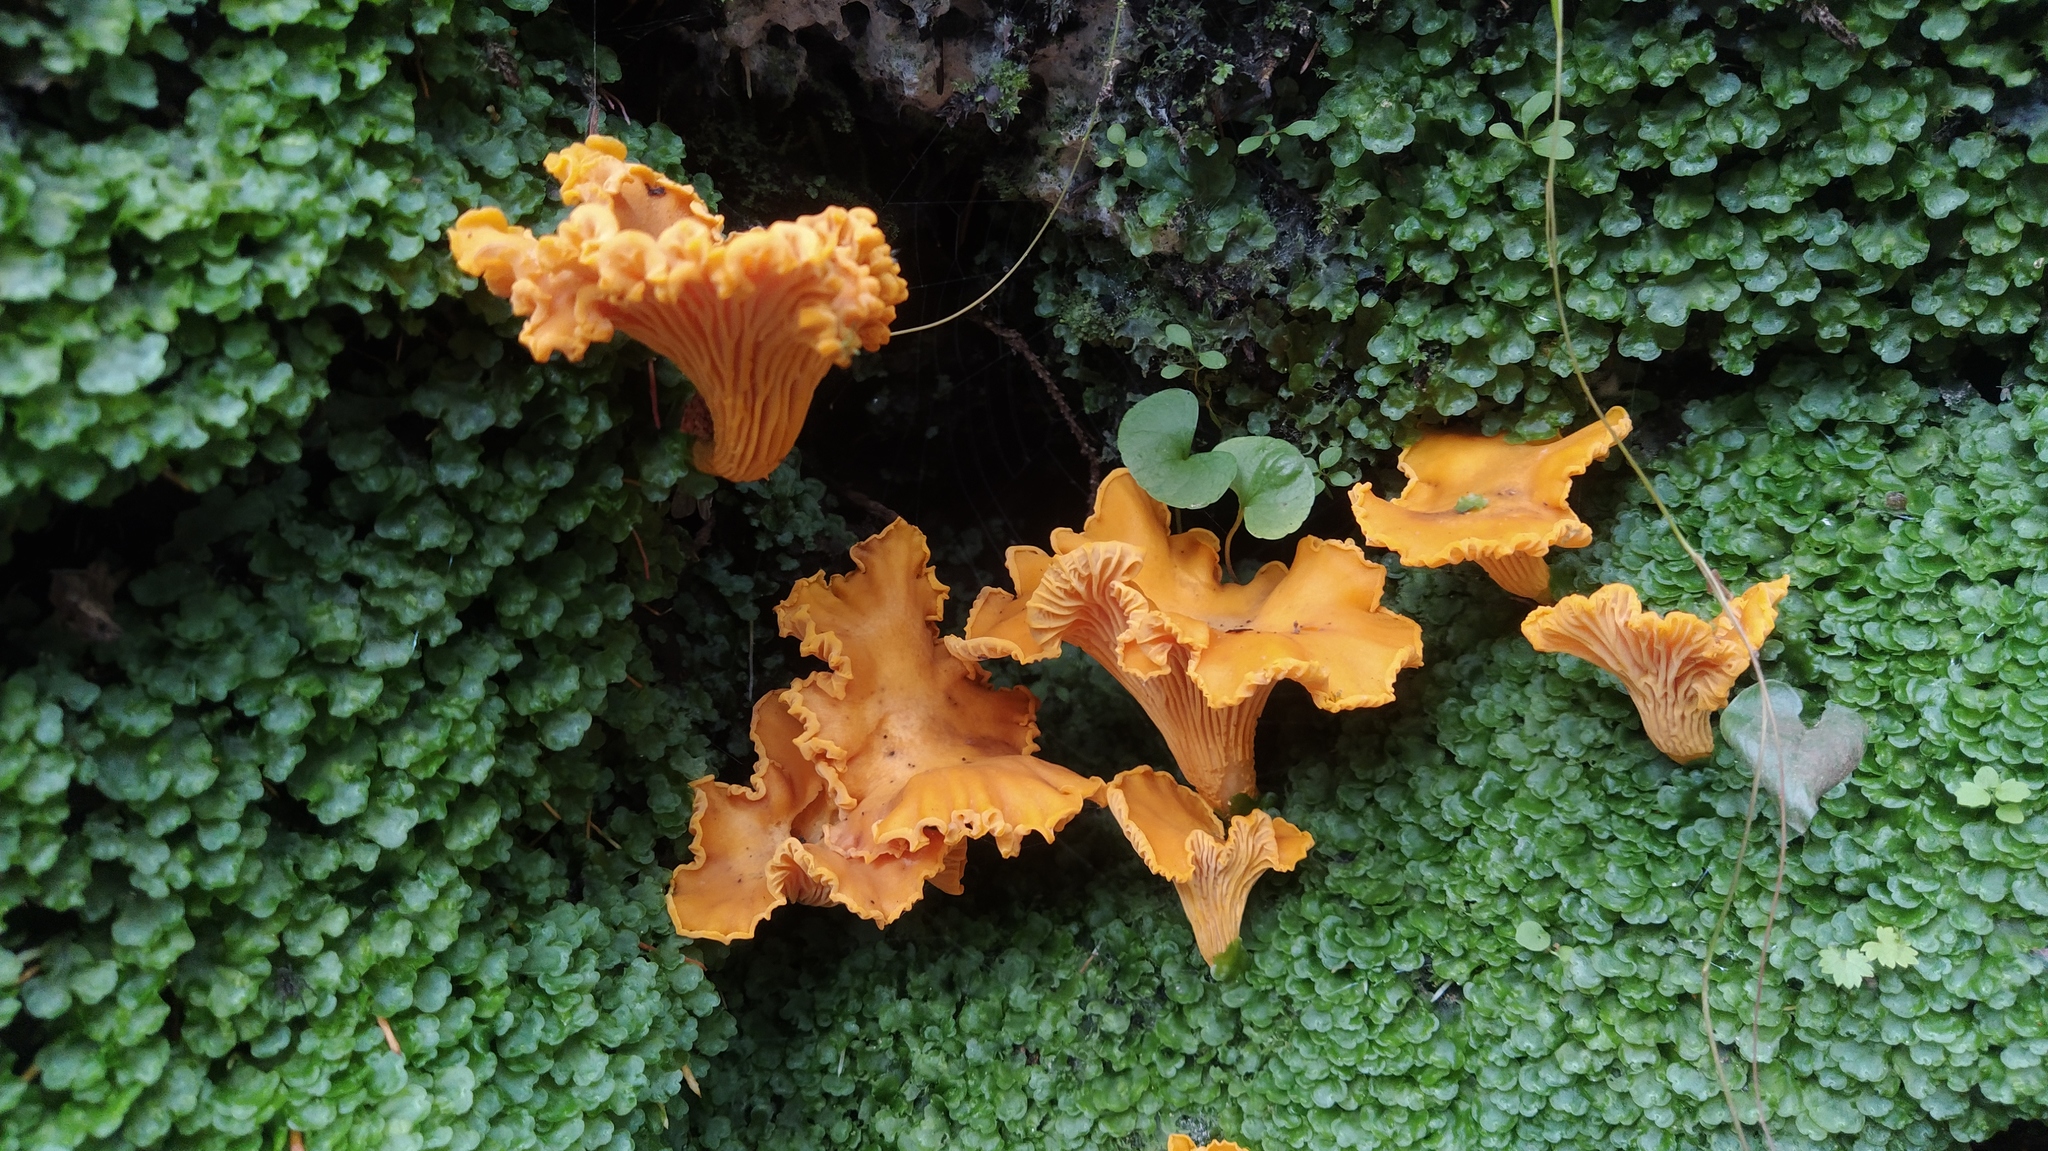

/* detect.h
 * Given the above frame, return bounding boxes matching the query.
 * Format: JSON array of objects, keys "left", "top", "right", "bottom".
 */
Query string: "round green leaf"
[
  {"left": 1515, "top": 921, "right": 1552, "bottom": 951},
  {"left": 1214, "top": 435, "right": 1322, "bottom": 539},
  {"left": 1117, "top": 389, "right": 1235, "bottom": 509},
  {"left": 1197, "top": 350, "right": 1228, "bottom": 370}
]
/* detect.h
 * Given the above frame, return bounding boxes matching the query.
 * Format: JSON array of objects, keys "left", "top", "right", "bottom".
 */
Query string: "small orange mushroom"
[
  {"left": 1349, "top": 407, "right": 1632, "bottom": 602},
  {"left": 665, "top": 520, "right": 1099, "bottom": 941},
  {"left": 449, "top": 135, "right": 908, "bottom": 482},
  {"left": 957, "top": 469, "right": 1422, "bottom": 810},
  {"left": 1167, "top": 1137, "right": 1251, "bottom": 1151},
  {"left": 1105, "top": 768, "right": 1312, "bottom": 966},
  {"left": 1521, "top": 576, "right": 1792, "bottom": 763}
]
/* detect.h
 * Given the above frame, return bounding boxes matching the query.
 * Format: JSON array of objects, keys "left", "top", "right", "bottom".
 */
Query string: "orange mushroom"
[
  {"left": 956, "top": 469, "right": 1423, "bottom": 810},
  {"left": 1168, "top": 1137, "right": 1251, "bottom": 1151},
  {"left": 449, "top": 135, "right": 908, "bottom": 482},
  {"left": 663, "top": 695, "right": 960, "bottom": 942},
  {"left": 665, "top": 520, "right": 1099, "bottom": 941},
  {"left": 1520, "top": 576, "right": 1792, "bottom": 763},
  {"left": 1348, "top": 408, "right": 1632, "bottom": 602},
  {"left": 1105, "top": 768, "right": 1312, "bottom": 966}
]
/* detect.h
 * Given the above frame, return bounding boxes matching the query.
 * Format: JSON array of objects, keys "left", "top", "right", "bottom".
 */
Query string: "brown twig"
[
  {"left": 585, "top": 815, "right": 624, "bottom": 850},
  {"left": 631, "top": 529, "right": 652, "bottom": 580},
  {"left": 843, "top": 490, "right": 902, "bottom": 524},
  {"left": 648, "top": 363, "right": 662, "bottom": 430},
  {"left": 680, "top": 1063, "right": 701, "bottom": 1097},
  {"left": 376, "top": 1016, "right": 402, "bottom": 1054},
  {"left": 974, "top": 319, "right": 1104, "bottom": 487},
  {"left": 289, "top": 1131, "right": 306, "bottom": 1151},
  {"left": 1801, "top": 3, "right": 1862, "bottom": 47}
]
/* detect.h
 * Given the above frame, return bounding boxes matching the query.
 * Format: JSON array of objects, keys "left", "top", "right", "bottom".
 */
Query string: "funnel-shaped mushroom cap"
[
  {"left": 780, "top": 519, "right": 1101, "bottom": 861},
  {"left": 1521, "top": 576, "right": 1791, "bottom": 763},
  {"left": 449, "top": 135, "right": 909, "bottom": 482},
  {"left": 1104, "top": 767, "right": 1313, "bottom": 965},
  {"left": 957, "top": 469, "right": 1421, "bottom": 808},
  {"left": 1168, "top": 1138, "right": 1251, "bottom": 1151},
  {"left": 1349, "top": 408, "right": 1632, "bottom": 601}
]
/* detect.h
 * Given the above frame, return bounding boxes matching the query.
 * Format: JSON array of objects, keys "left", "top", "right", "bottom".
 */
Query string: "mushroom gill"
[
  {"left": 1105, "top": 767, "right": 1313, "bottom": 967},
  {"left": 1520, "top": 576, "right": 1792, "bottom": 763},
  {"left": 449, "top": 135, "right": 908, "bottom": 482}
]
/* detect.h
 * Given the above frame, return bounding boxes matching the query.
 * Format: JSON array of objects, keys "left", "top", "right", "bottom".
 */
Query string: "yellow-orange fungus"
[
  {"left": 1521, "top": 576, "right": 1791, "bottom": 763},
  {"left": 449, "top": 135, "right": 908, "bottom": 482},
  {"left": 1105, "top": 767, "right": 1312, "bottom": 966},
  {"left": 957, "top": 469, "right": 1422, "bottom": 809},
  {"left": 1349, "top": 407, "right": 1632, "bottom": 602},
  {"left": 665, "top": 520, "right": 1099, "bottom": 940},
  {"left": 1167, "top": 1137, "right": 1252, "bottom": 1151}
]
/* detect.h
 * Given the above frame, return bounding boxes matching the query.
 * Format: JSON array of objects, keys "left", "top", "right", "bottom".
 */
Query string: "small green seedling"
[
  {"left": 1117, "top": 388, "right": 1323, "bottom": 539},
  {"left": 1951, "top": 765, "right": 2034, "bottom": 823},
  {"left": 1488, "top": 90, "right": 1577, "bottom": 160},
  {"left": 1153, "top": 323, "right": 1230, "bottom": 381},
  {"left": 1817, "top": 926, "right": 1920, "bottom": 989}
]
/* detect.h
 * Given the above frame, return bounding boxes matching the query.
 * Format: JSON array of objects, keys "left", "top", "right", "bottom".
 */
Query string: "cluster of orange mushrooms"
[{"left": 451, "top": 137, "right": 1791, "bottom": 968}]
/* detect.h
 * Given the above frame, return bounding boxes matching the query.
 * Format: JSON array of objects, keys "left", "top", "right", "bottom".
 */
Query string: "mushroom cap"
[
  {"left": 1349, "top": 407, "right": 1633, "bottom": 568},
  {"left": 664, "top": 696, "right": 833, "bottom": 943},
  {"left": 448, "top": 135, "right": 909, "bottom": 481},
  {"left": 777, "top": 519, "right": 1102, "bottom": 861},
  {"left": 958, "top": 469, "right": 1423, "bottom": 711},
  {"left": 1520, "top": 576, "right": 1791, "bottom": 762}
]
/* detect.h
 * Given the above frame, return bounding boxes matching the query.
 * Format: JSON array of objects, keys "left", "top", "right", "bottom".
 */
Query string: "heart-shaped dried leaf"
[{"left": 1720, "top": 680, "right": 1867, "bottom": 835}]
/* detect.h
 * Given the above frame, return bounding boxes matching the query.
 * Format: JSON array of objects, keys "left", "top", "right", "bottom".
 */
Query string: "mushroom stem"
[
  {"left": 1624, "top": 684, "right": 1716, "bottom": 763},
  {"left": 1476, "top": 552, "right": 1553, "bottom": 602},
  {"left": 1094, "top": 652, "right": 1268, "bottom": 810}
]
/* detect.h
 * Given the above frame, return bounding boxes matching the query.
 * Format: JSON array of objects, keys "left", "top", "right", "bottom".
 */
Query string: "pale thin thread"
[
  {"left": 1539, "top": 2, "right": 1785, "bottom": 1147},
  {"left": 889, "top": 1, "right": 1128, "bottom": 337}
]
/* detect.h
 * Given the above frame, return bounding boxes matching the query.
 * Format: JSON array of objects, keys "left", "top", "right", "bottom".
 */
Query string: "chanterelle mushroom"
[
  {"left": 1168, "top": 1136, "right": 1251, "bottom": 1151},
  {"left": 1520, "top": 576, "right": 1791, "bottom": 763},
  {"left": 1348, "top": 408, "right": 1632, "bottom": 602},
  {"left": 956, "top": 469, "right": 1422, "bottom": 810},
  {"left": 665, "top": 520, "right": 1099, "bottom": 940},
  {"left": 449, "top": 135, "right": 908, "bottom": 482},
  {"left": 1105, "top": 767, "right": 1312, "bottom": 966}
]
